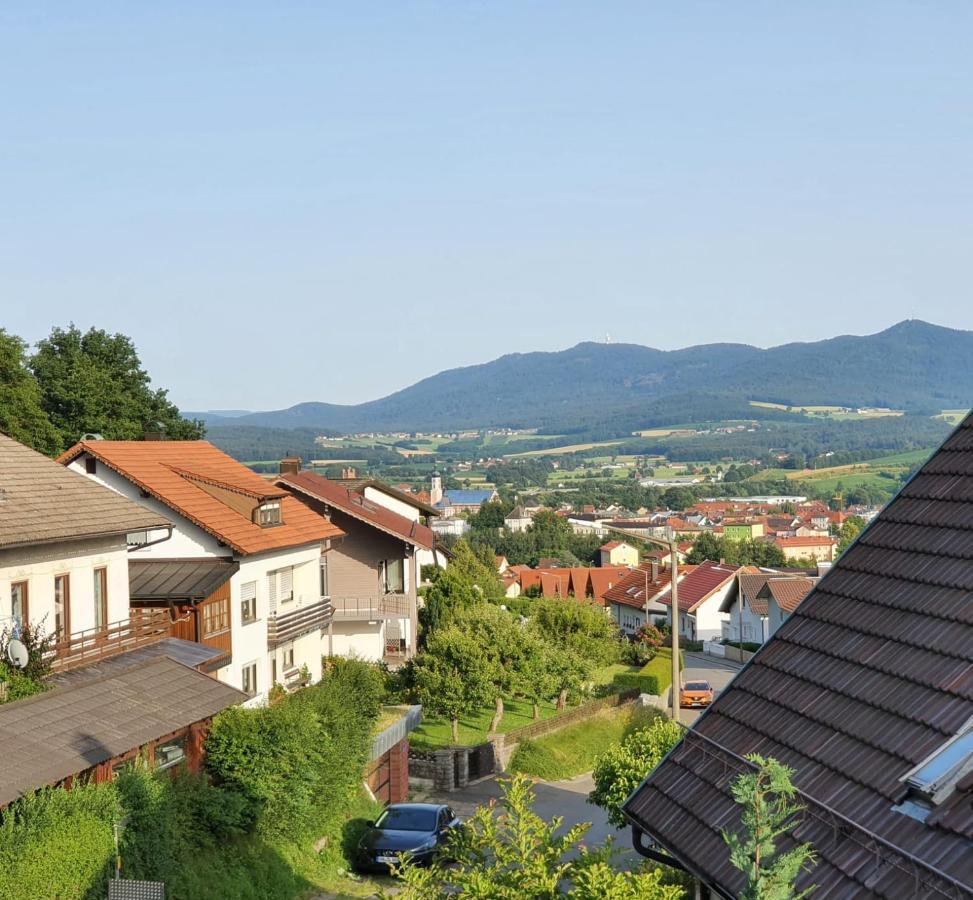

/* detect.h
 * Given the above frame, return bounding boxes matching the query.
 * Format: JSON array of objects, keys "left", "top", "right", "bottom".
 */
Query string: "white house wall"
[
  {"left": 329, "top": 620, "right": 385, "bottom": 661},
  {"left": 362, "top": 486, "right": 420, "bottom": 522},
  {"left": 689, "top": 582, "right": 737, "bottom": 642},
  {"left": 0, "top": 536, "right": 131, "bottom": 636}
]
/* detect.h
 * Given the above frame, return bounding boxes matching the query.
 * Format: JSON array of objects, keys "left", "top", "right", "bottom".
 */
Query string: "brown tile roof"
[
  {"left": 0, "top": 432, "right": 169, "bottom": 550},
  {"left": 624, "top": 412, "right": 973, "bottom": 897},
  {"left": 600, "top": 540, "right": 625, "bottom": 551},
  {"left": 59, "top": 441, "right": 342, "bottom": 556},
  {"left": 720, "top": 572, "right": 774, "bottom": 615},
  {"left": 657, "top": 560, "right": 741, "bottom": 612},
  {"left": 0, "top": 655, "right": 244, "bottom": 807},
  {"left": 763, "top": 576, "right": 816, "bottom": 613},
  {"left": 276, "top": 471, "right": 434, "bottom": 550},
  {"left": 603, "top": 564, "right": 674, "bottom": 610}
]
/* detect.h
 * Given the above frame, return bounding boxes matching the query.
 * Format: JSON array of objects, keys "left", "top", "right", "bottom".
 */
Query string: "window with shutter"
[
  {"left": 279, "top": 567, "right": 293, "bottom": 602},
  {"left": 241, "top": 581, "right": 257, "bottom": 624},
  {"left": 267, "top": 573, "right": 278, "bottom": 614}
]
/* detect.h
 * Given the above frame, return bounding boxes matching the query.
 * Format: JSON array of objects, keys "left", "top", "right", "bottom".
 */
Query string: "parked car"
[
  {"left": 679, "top": 680, "right": 714, "bottom": 708},
  {"left": 356, "top": 803, "right": 461, "bottom": 872}
]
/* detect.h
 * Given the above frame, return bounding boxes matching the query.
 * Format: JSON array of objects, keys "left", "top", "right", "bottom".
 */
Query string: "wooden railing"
[
  {"left": 48, "top": 607, "right": 172, "bottom": 672},
  {"left": 331, "top": 594, "right": 412, "bottom": 620}
]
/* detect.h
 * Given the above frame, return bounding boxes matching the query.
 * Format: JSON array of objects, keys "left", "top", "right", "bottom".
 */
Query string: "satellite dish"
[{"left": 6, "top": 639, "right": 28, "bottom": 669}]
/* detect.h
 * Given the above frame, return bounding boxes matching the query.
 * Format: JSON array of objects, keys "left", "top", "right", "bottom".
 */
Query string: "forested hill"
[{"left": 196, "top": 320, "right": 973, "bottom": 434}]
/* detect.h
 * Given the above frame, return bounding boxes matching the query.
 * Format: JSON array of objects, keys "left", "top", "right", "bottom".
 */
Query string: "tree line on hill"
[{"left": 1, "top": 325, "right": 202, "bottom": 456}]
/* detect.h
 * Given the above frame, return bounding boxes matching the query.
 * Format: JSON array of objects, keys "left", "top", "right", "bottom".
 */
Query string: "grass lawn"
[
  {"left": 410, "top": 697, "right": 561, "bottom": 751},
  {"left": 410, "top": 666, "right": 641, "bottom": 751},
  {"left": 509, "top": 705, "right": 664, "bottom": 781}
]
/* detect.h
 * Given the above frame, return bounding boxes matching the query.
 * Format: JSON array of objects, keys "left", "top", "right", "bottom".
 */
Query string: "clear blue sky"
[{"left": 2, "top": 3, "right": 971, "bottom": 411}]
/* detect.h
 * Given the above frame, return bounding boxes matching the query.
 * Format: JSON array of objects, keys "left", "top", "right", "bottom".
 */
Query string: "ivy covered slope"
[{"left": 0, "top": 658, "right": 384, "bottom": 900}]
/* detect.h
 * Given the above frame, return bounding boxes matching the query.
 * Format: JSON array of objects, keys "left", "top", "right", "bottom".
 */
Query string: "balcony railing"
[
  {"left": 267, "top": 596, "right": 333, "bottom": 648},
  {"left": 48, "top": 607, "right": 172, "bottom": 673},
  {"left": 331, "top": 594, "right": 412, "bottom": 621}
]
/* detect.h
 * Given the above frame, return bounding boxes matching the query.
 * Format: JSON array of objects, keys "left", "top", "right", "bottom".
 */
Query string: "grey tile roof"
[
  {"left": 624, "top": 412, "right": 973, "bottom": 898},
  {"left": 0, "top": 433, "right": 169, "bottom": 549},
  {"left": 0, "top": 655, "right": 245, "bottom": 807}
]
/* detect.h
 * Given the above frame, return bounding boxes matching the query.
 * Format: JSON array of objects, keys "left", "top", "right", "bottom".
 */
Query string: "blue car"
[{"left": 356, "top": 803, "right": 461, "bottom": 872}]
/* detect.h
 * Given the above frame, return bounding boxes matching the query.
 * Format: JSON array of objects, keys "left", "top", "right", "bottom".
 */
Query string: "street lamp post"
[{"left": 633, "top": 527, "right": 680, "bottom": 720}]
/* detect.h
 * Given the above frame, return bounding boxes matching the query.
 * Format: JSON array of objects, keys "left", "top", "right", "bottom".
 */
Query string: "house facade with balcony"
[
  {"left": 59, "top": 440, "right": 343, "bottom": 703},
  {"left": 0, "top": 433, "right": 171, "bottom": 656},
  {"left": 275, "top": 469, "right": 435, "bottom": 664}
]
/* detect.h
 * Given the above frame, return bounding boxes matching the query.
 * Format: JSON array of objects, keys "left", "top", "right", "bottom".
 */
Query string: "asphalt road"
[
  {"left": 678, "top": 651, "right": 742, "bottom": 726},
  {"left": 419, "top": 771, "right": 638, "bottom": 867}
]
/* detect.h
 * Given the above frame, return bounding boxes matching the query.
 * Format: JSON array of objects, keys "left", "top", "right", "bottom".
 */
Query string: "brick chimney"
[{"left": 280, "top": 456, "right": 301, "bottom": 475}]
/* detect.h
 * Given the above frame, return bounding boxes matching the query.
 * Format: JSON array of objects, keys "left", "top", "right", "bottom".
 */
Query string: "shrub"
[
  {"left": 0, "top": 780, "right": 117, "bottom": 900},
  {"left": 638, "top": 654, "right": 675, "bottom": 696}
]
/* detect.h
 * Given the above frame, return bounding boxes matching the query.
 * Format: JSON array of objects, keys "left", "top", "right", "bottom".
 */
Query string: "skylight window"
[{"left": 904, "top": 724, "right": 973, "bottom": 804}]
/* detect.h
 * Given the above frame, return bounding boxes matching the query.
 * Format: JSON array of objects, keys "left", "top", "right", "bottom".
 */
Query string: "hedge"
[{"left": 638, "top": 654, "right": 675, "bottom": 696}]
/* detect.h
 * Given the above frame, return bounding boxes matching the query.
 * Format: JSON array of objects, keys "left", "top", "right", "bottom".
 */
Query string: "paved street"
[
  {"left": 678, "top": 651, "right": 742, "bottom": 725},
  {"left": 418, "top": 770, "right": 638, "bottom": 867}
]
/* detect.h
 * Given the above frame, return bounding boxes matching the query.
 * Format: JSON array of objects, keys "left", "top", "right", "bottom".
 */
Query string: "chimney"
[
  {"left": 650, "top": 559, "right": 660, "bottom": 583},
  {"left": 280, "top": 456, "right": 301, "bottom": 475},
  {"left": 341, "top": 466, "right": 357, "bottom": 480}
]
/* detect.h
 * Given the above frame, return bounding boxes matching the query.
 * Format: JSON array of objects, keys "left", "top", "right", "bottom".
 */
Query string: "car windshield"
[
  {"left": 375, "top": 807, "right": 438, "bottom": 831},
  {"left": 685, "top": 682, "right": 710, "bottom": 691}
]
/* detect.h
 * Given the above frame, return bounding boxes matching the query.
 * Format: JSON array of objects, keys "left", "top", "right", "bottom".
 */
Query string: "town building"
[
  {"left": 434, "top": 487, "right": 499, "bottom": 517},
  {"left": 60, "top": 440, "right": 343, "bottom": 702},
  {"left": 623, "top": 412, "right": 973, "bottom": 897},
  {"left": 774, "top": 534, "right": 838, "bottom": 562},
  {"left": 504, "top": 505, "right": 534, "bottom": 532},
  {"left": 656, "top": 560, "right": 742, "bottom": 642},
  {"left": 274, "top": 469, "right": 434, "bottom": 664},
  {"left": 598, "top": 540, "right": 639, "bottom": 567},
  {"left": 603, "top": 561, "right": 679, "bottom": 636}
]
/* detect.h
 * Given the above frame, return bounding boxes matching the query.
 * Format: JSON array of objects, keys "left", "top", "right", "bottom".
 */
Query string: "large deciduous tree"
[
  {"left": 0, "top": 329, "right": 62, "bottom": 455},
  {"left": 29, "top": 325, "right": 204, "bottom": 446}
]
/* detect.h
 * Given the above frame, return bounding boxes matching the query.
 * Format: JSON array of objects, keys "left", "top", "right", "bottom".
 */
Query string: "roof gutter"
[{"left": 625, "top": 815, "right": 735, "bottom": 900}]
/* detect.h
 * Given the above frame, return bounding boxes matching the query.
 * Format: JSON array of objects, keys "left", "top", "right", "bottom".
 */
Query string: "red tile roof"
[
  {"left": 603, "top": 564, "right": 674, "bottom": 610},
  {"left": 600, "top": 540, "right": 626, "bottom": 551},
  {"left": 276, "top": 471, "right": 434, "bottom": 550},
  {"left": 657, "top": 560, "right": 740, "bottom": 612},
  {"left": 763, "top": 576, "right": 815, "bottom": 613},
  {"left": 59, "top": 441, "right": 342, "bottom": 556}
]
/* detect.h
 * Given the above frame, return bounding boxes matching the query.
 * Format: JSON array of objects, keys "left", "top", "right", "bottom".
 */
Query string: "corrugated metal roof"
[
  {"left": 129, "top": 558, "right": 239, "bottom": 600},
  {"left": 623, "top": 411, "right": 973, "bottom": 897}
]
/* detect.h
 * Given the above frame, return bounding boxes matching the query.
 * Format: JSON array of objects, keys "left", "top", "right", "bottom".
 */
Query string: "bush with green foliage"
[
  {"left": 394, "top": 774, "right": 685, "bottom": 899},
  {"left": 206, "top": 658, "right": 382, "bottom": 842},
  {"left": 723, "top": 755, "right": 817, "bottom": 899},
  {"left": 0, "top": 780, "right": 117, "bottom": 900},
  {"left": 589, "top": 717, "right": 683, "bottom": 828}
]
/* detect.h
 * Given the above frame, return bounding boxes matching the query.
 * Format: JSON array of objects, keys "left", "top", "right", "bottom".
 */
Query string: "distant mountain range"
[{"left": 189, "top": 320, "right": 973, "bottom": 436}]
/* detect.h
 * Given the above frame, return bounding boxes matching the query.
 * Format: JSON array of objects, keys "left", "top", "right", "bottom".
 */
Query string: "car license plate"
[
  {"left": 377, "top": 855, "right": 398, "bottom": 865},
  {"left": 691, "top": 702, "right": 702, "bottom": 707}
]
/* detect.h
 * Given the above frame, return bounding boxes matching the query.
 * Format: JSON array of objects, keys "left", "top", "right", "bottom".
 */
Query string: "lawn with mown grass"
[
  {"left": 509, "top": 705, "right": 665, "bottom": 781},
  {"left": 409, "top": 665, "right": 642, "bottom": 751}
]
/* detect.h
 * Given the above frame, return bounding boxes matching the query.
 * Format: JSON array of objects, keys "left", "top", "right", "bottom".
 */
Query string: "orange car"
[{"left": 680, "top": 680, "right": 715, "bottom": 709}]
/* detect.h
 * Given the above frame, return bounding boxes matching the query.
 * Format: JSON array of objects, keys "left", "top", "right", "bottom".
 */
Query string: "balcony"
[
  {"left": 267, "top": 596, "right": 333, "bottom": 648},
  {"left": 330, "top": 594, "right": 412, "bottom": 621},
  {"left": 48, "top": 608, "right": 172, "bottom": 673}
]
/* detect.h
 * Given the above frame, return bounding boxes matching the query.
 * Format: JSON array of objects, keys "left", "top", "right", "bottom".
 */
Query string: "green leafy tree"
[
  {"left": 836, "top": 516, "right": 866, "bottom": 555},
  {"left": 0, "top": 329, "right": 62, "bottom": 455},
  {"left": 687, "top": 531, "right": 721, "bottom": 564},
  {"left": 413, "top": 625, "right": 498, "bottom": 742},
  {"left": 530, "top": 597, "right": 621, "bottom": 668},
  {"left": 392, "top": 775, "right": 684, "bottom": 900},
  {"left": 589, "top": 717, "right": 683, "bottom": 827},
  {"left": 722, "top": 754, "right": 817, "bottom": 899},
  {"left": 30, "top": 325, "right": 204, "bottom": 446}
]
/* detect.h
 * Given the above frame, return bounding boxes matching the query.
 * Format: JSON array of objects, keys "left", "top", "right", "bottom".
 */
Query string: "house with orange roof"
[
  {"left": 774, "top": 534, "right": 838, "bottom": 563},
  {"left": 598, "top": 540, "right": 639, "bottom": 567},
  {"left": 60, "top": 440, "right": 343, "bottom": 702},
  {"left": 602, "top": 561, "right": 679, "bottom": 636}
]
